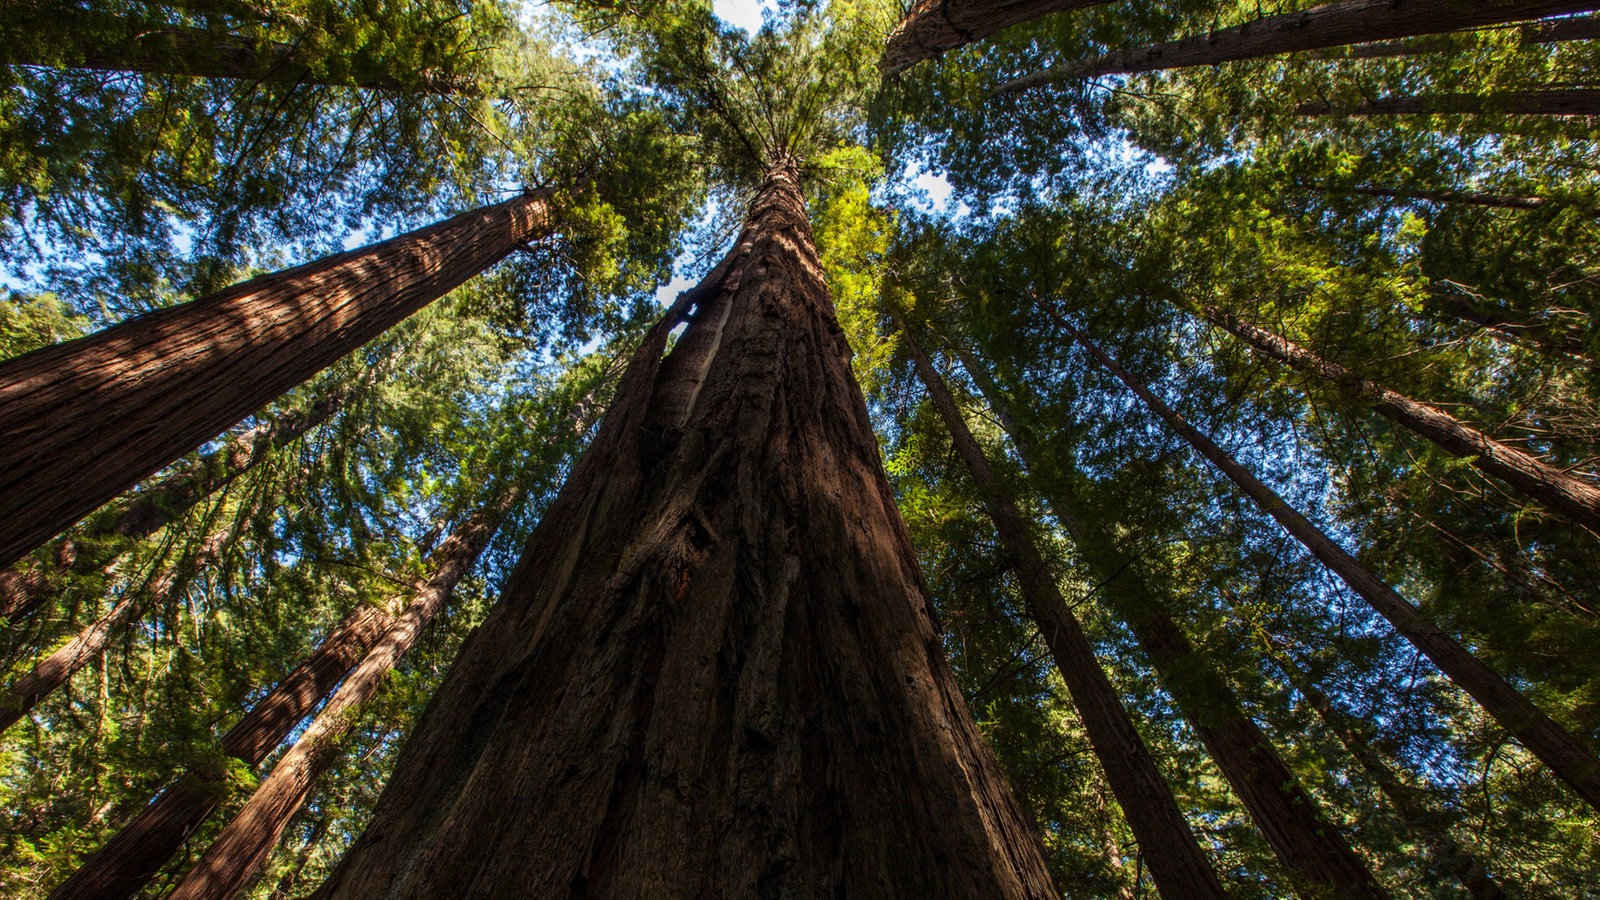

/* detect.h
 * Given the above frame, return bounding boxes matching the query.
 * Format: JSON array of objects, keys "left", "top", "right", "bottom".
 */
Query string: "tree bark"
[
  {"left": 45, "top": 600, "right": 394, "bottom": 900},
  {"left": 168, "top": 499, "right": 507, "bottom": 900},
  {"left": 311, "top": 161, "right": 1057, "bottom": 898},
  {"left": 1324, "top": 13, "right": 1600, "bottom": 60},
  {"left": 1054, "top": 310, "right": 1600, "bottom": 814},
  {"left": 995, "top": 0, "right": 1599, "bottom": 94},
  {"left": 1, "top": 503, "right": 265, "bottom": 733},
  {"left": 1233, "top": 610, "right": 1505, "bottom": 900},
  {"left": 900, "top": 326, "right": 1229, "bottom": 898},
  {"left": 1, "top": 3, "right": 471, "bottom": 93},
  {"left": 1329, "top": 185, "right": 1548, "bottom": 210},
  {"left": 1297, "top": 89, "right": 1600, "bottom": 117},
  {"left": 1201, "top": 305, "right": 1600, "bottom": 534},
  {"left": 882, "top": 0, "right": 1114, "bottom": 76},
  {"left": 942, "top": 339, "right": 1388, "bottom": 898},
  {"left": 0, "top": 191, "right": 554, "bottom": 571},
  {"left": 0, "top": 393, "right": 340, "bottom": 623}
]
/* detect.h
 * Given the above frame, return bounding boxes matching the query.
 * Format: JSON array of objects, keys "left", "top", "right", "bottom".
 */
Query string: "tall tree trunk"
[
  {"left": 0, "top": 393, "right": 340, "bottom": 623},
  {"left": 46, "top": 601, "right": 395, "bottom": 900},
  {"left": 311, "top": 161, "right": 1057, "bottom": 898},
  {"left": 1054, "top": 310, "right": 1600, "bottom": 814},
  {"left": 939, "top": 337, "right": 1388, "bottom": 898},
  {"left": 1200, "top": 305, "right": 1600, "bottom": 534},
  {"left": 1297, "top": 89, "right": 1600, "bottom": 117},
  {"left": 995, "top": 0, "right": 1599, "bottom": 94},
  {"left": 882, "top": 0, "right": 1113, "bottom": 76},
  {"left": 1326, "top": 185, "right": 1548, "bottom": 210},
  {"left": 1324, "top": 13, "right": 1600, "bottom": 60},
  {"left": 899, "top": 326, "right": 1229, "bottom": 898},
  {"left": 167, "top": 497, "right": 509, "bottom": 900},
  {"left": 0, "top": 191, "right": 554, "bottom": 571},
  {"left": 1, "top": 3, "right": 469, "bottom": 92},
  {"left": 1229, "top": 605, "right": 1506, "bottom": 900}
]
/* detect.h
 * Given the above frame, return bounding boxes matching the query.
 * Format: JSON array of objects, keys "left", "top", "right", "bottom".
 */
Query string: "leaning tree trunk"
[
  {"left": 0, "top": 3, "right": 470, "bottom": 92},
  {"left": 1055, "top": 310, "right": 1600, "bottom": 814},
  {"left": 45, "top": 601, "right": 394, "bottom": 900},
  {"left": 0, "top": 392, "right": 340, "bottom": 623},
  {"left": 168, "top": 497, "right": 509, "bottom": 900},
  {"left": 1425, "top": 291, "right": 1595, "bottom": 368},
  {"left": 0, "top": 516, "right": 243, "bottom": 733},
  {"left": 1231, "top": 608, "right": 1505, "bottom": 900},
  {"left": 0, "top": 191, "right": 554, "bottom": 570},
  {"left": 1201, "top": 305, "right": 1600, "bottom": 534},
  {"left": 1324, "top": 13, "right": 1600, "bottom": 60},
  {"left": 941, "top": 338, "right": 1388, "bottom": 898},
  {"left": 881, "top": 0, "right": 1113, "bottom": 76},
  {"left": 312, "top": 160, "right": 1057, "bottom": 898},
  {"left": 899, "top": 326, "right": 1228, "bottom": 898},
  {"left": 994, "top": 0, "right": 1598, "bottom": 94},
  {"left": 1297, "top": 89, "right": 1600, "bottom": 117},
  {"left": 1326, "top": 185, "right": 1548, "bottom": 210}
]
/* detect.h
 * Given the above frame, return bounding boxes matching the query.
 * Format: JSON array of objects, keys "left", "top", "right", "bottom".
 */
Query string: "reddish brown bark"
[
  {"left": 902, "top": 327, "right": 1228, "bottom": 898},
  {"left": 46, "top": 601, "right": 394, "bottom": 900},
  {"left": 882, "top": 0, "right": 1113, "bottom": 76},
  {"left": 1056, "top": 310, "right": 1600, "bottom": 814},
  {"left": 1204, "top": 306, "right": 1600, "bottom": 534},
  {"left": 312, "top": 161, "right": 1056, "bottom": 898},
  {"left": 1297, "top": 89, "right": 1600, "bottom": 117},
  {"left": 945, "top": 341, "right": 1388, "bottom": 897},
  {"left": 0, "top": 191, "right": 554, "bottom": 570},
  {"left": 996, "top": 0, "right": 1599, "bottom": 94},
  {"left": 0, "top": 394, "right": 339, "bottom": 623},
  {"left": 168, "top": 502, "right": 505, "bottom": 900}
]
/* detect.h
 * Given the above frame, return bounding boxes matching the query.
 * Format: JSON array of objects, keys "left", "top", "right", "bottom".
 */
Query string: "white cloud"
[{"left": 714, "top": 0, "right": 770, "bottom": 34}]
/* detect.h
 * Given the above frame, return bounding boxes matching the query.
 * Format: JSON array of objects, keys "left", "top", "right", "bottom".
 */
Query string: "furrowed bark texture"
[
  {"left": 947, "top": 346, "right": 1388, "bottom": 897},
  {"left": 1205, "top": 307, "right": 1600, "bottom": 534},
  {"left": 1057, "top": 312, "right": 1600, "bottom": 813},
  {"left": 0, "top": 394, "right": 339, "bottom": 623},
  {"left": 882, "top": 0, "right": 1113, "bottom": 75},
  {"left": 902, "top": 328, "right": 1228, "bottom": 899},
  {"left": 312, "top": 163, "right": 1057, "bottom": 899},
  {"left": 1240, "top": 618, "right": 1504, "bottom": 900},
  {"left": 0, "top": 191, "right": 553, "bottom": 570},
  {"left": 170, "top": 504, "right": 502, "bottom": 900},
  {"left": 996, "top": 0, "right": 1599, "bottom": 93},
  {"left": 1297, "top": 89, "right": 1600, "bottom": 117},
  {"left": 46, "top": 601, "right": 393, "bottom": 900}
]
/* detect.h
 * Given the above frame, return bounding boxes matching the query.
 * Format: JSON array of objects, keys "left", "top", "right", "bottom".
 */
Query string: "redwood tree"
[
  {"left": 311, "top": 157, "right": 1056, "bottom": 898},
  {"left": 881, "top": 0, "right": 1112, "bottom": 75},
  {"left": 0, "top": 192, "right": 555, "bottom": 570}
]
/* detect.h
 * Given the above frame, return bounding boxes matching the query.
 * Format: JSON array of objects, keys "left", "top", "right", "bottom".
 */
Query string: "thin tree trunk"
[
  {"left": 1, "top": 515, "right": 247, "bottom": 732},
  {"left": 1200, "top": 305, "right": 1600, "bottom": 534},
  {"left": 1327, "top": 185, "right": 1548, "bottom": 210},
  {"left": 1054, "top": 310, "right": 1600, "bottom": 814},
  {"left": 1324, "top": 13, "right": 1600, "bottom": 59},
  {"left": 882, "top": 0, "right": 1113, "bottom": 76},
  {"left": 995, "top": 0, "right": 1598, "bottom": 94},
  {"left": 46, "top": 601, "right": 394, "bottom": 900},
  {"left": 1425, "top": 290, "right": 1595, "bottom": 367},
  {"left": 1, "top": 4, "right": 470, "bottom": 93},
  {"left": 1233, "top": 612, "right": 1506, "bottom": 900},
  {"left": 0, "top": 393, "right": 340, "bottom": 623},
  {"left": 312, "top": 160, "right": 1057, "bottom": 898},
  {"left": 900, "top": 326, "right": 1229, "bottom": 898},
  {"left": 1297, "top": 89, "right": 1600, "bottom": 117},
  {"left": 941, "top": 338, "right": 1388, "bottom": 898},
  {"left": 168, "top": 498, "right": 508, "bottom": 900},
  {"left": 0, "top": 191, "right": 554, "bottom": 570}
]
